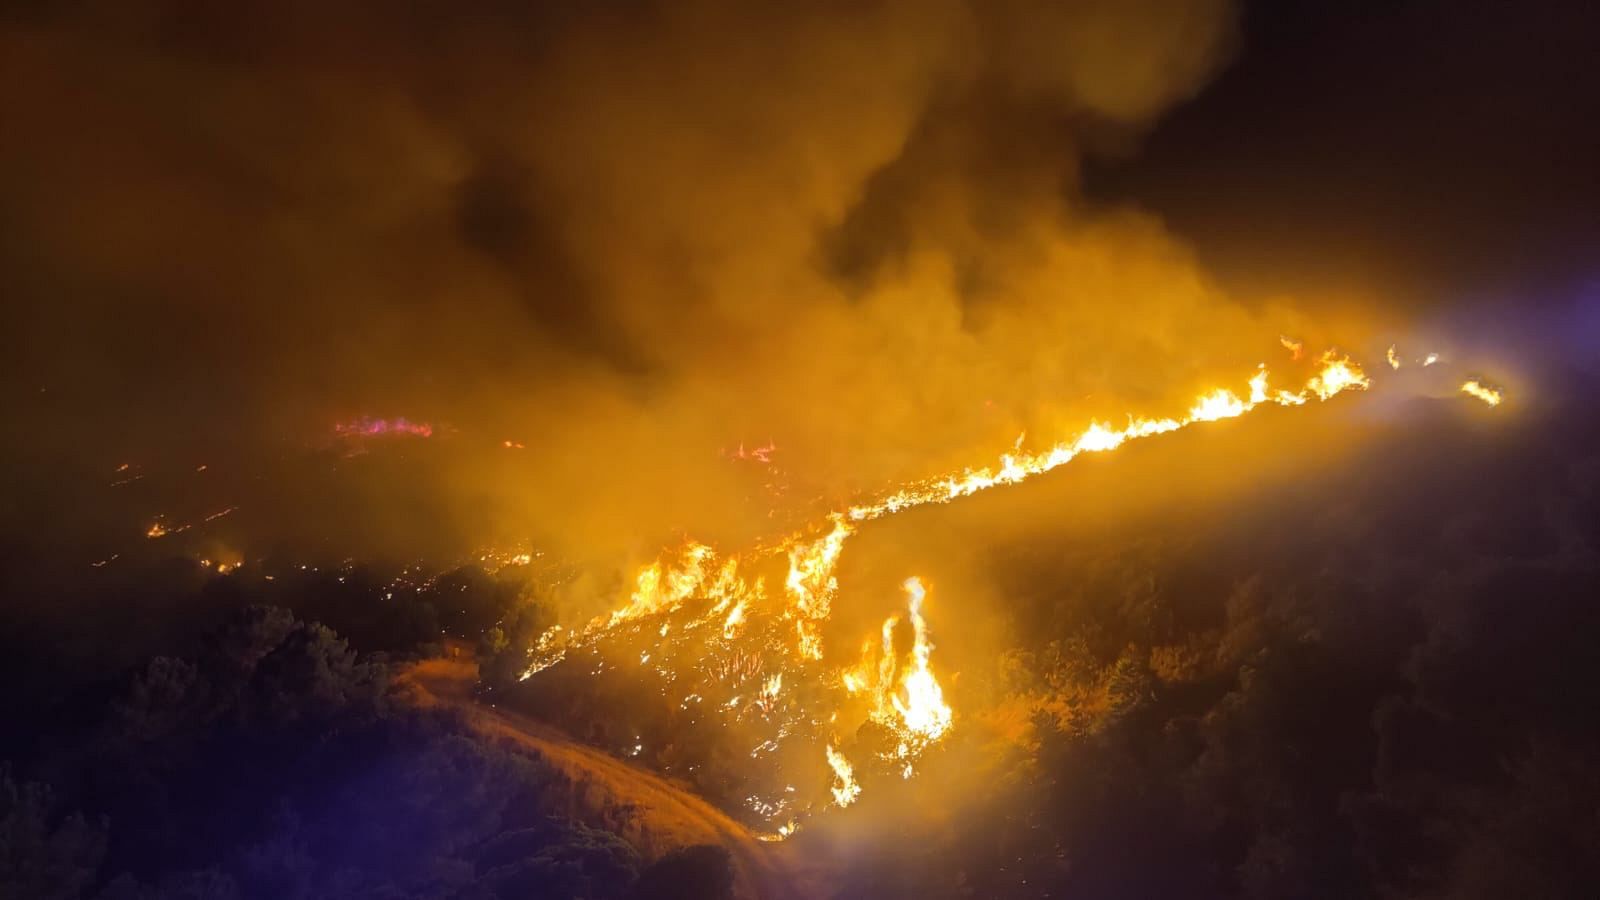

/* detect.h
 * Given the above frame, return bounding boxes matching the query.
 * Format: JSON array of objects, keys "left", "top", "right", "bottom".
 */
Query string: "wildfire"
[
  {"left": 1189, "top": 388, "right": 1247, "bottom": 422},
  {"left": 1461, "top": 379, "right": 1503, "bottom": 406},
  {"left": 1305, "top": 350, "right": 1371, "bottom": 400},
  {"left": 840, "top": 352, "right": 1366, "bottom": 527},
  {"left": 894, "top": 579, "right": 951, "bottom": 738},
  {"left": 826, "top": 744, "right": 862, "bottom": 807},
  {"left": 517, "top": 345, "right": 1498, "bottom": 823},
  {"left": 785, "top": 516, "right": 854, "bottom": 659},
  {"left": 334, "top": 417, "right": 434, "bottom": 439},
  {"left": 727, "top": 440, "right": 778, "bottom": 464},
  {"left": 609, "top": 542, "right": 717, "bottom": 626}
]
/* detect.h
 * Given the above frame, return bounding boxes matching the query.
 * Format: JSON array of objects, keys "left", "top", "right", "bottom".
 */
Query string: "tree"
[
  {"left": 0, "top": 767, "right": 106, "bottom": 900},
  {"left": 628, "top": 845, "right": 734, "bottom": 900}
]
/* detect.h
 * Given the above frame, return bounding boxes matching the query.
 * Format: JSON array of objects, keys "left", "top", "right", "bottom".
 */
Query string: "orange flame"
[
  {"left": 522, "top": 345, "right": 1382, "bottom": 816},
  {"left": 1460, "top": 379, "right": 1503, "bottom": 406}
]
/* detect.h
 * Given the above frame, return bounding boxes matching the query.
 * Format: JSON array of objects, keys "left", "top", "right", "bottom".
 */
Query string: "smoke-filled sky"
[{"left": 2, "top": 0, "right": 1596, "bottom": 567}]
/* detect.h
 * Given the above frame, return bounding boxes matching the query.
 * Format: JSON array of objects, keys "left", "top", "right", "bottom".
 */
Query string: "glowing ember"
[
  {"left": 334, "top": 417, "right": 434, "bottom": 438},
  {"left": 1460, "top": 379, "right": 1503, "bottom": 406},
  {"left": 727, "top": 440, "right": 778, "bottom": 463}
]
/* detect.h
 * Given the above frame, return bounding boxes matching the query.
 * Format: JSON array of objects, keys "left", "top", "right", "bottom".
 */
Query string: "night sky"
[{"left": 1092, "top": 0, "right": 1600, "bottom": 309}]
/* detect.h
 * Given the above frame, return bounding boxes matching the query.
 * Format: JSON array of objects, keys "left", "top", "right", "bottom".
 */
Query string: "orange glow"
[
  {"left": 521, "top": 344, "right": 1379, "bottom": 817},
  {"left": 826, "top": 744, "right": 861, "bottom": 807},
  {"left": 1460, "top": 379, "right": 1503, "bottom": 406},
  {"left": 1305, "top": 350, "right": 1371, "bottom": 400}
]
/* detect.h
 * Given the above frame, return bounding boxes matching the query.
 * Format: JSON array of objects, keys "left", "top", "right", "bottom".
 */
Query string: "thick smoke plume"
[{"left": 2, "top": 1, "right": 1376, "bottom": 578}]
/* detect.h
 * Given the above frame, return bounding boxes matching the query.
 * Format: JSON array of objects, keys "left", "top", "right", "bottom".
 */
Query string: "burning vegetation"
[
  {"left": 4, "top": 0, "right": 1593, "bottom": 896},
  {"left": 504, "top": 345, "right": 1468, "bottom": 833},
  {"left": 60, "top": 339, "right": 1507, "bottom": 842}
]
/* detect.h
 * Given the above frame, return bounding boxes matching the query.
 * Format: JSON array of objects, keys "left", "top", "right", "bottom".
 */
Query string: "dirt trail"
[{"left": 395, "top": 657, "right": 819, "bottom": 900}]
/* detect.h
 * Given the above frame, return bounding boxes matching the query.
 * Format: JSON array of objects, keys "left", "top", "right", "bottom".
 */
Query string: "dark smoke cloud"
[{"left": 4, "top": 0, "right": 1383, "bottom": 571}]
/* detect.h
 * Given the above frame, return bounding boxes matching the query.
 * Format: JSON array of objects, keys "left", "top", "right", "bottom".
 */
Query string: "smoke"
[{"left": 2, "top": 0, "right": 1377, "bottom": 571}]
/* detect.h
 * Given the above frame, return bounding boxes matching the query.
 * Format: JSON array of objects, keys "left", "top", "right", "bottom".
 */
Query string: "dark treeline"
[
  {"left": 0, "top": 551, "right": 543, "bottom": 761},
  {"left": 0, "top": 566, "right": 730, "bottom": 899},
  {"left": 0, "top": 600, "right": 736, "bottom": 900},
  {"left": 822, "top": 379, "right": 1600, "bottom": 898}
]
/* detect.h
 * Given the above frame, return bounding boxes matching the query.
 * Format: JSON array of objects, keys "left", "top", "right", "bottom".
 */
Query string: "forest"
[{"left": 4, "top": 374, "right": 1596, "bottom": 899}]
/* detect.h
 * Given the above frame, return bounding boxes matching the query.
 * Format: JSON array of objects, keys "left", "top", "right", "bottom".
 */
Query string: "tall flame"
[
  {"left": 517, "top": 346, "right": 1480, "bottom": 820},
  {"left": 785, "top": 515, "right": 855, "bottom": 659},
  {"left": 609, "top": 542, "right": 716, "bottom": 625},
  {"left": 826, "top": 744, "right": 861, "bottom": 807},
  {"left": 890, "top": 578, "right": 952, "bottom": 745},
  {"left": 838, "top": 576, "right": 954, "bottom": 769}
]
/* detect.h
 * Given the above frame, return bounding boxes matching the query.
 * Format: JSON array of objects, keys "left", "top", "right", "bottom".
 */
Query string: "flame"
[
  {"left": 835, "top": 578, "right": 953, "bottom": 776},
  {"left": 1423, "top": 352, "right": 1440, "bottom": 366},
  {"left": 1249, "top": 366, "right": 1270, "bottom": 404},
  {"left": 1460, "top": 379, "right": 1503, "bottom": 406},
  {"left": 609, "top": 542, "right": 716, "bottom": 626},
  {"left": 520, "top": 344, "right": 1380, "bottom": 818},
  {"left": 890, "top": 578, "right": 952, "bottom": 744},
  {"left": 1305, "top": 350, "right": 1372, "bottom": 400},
  {"left": 843, "top": 352, "right": 1365, "bottom": 527},
  {"left": 1188, "top": 388, "right": 1247, "bottom": 422},
  {"left": 784, "top": 515, "right": 854, "bottom": 659},
  {"left": 722, "top": 598, "right": 748, "bottom": 638},
  {"left": 1387, "top": 345, "right": 1401, "bottom": 369},
  {"left": 826, "top": 744, "right": 861, "bottom": 807}
]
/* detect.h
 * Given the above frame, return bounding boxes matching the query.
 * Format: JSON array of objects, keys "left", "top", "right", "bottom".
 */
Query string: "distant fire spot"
[{"left": 335, "top": 417, "right": 434, "bottom": 439}]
